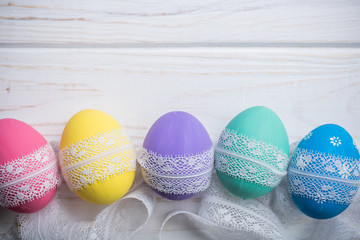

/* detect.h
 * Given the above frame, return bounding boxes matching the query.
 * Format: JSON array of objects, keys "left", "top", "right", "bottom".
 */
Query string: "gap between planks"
[{"left": 1, "top": 43, "right": 360, "bottom": 48}]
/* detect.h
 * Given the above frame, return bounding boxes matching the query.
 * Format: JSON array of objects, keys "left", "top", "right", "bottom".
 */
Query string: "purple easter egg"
[{"left": 138, "top": 111, "right": 213, "bottom": 200}]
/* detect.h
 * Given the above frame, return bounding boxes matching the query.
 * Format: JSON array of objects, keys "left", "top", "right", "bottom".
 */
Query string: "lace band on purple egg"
[
  {"left": 59, "top": 128, "right": 136, "bottom": 191},
  {"left": 215, "top": 128, "right": 289, "bottom": 188},
  {"left": 0, "top": 144, "right": 60, "bottom": 208},
  {"left": 288, "top": 147, "right": 360, "bottom": 204},
  {"left": 138, "top": 148, "right": 213, "bottom": 195}
]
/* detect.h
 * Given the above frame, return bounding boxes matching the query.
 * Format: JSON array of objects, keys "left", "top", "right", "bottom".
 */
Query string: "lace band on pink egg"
[
  {"left": 59, "top": 128, "right": 136, "bottom": 191},
  {"left": 138, "top": 148, "right": 213, "bottom": 195},
  {"left": 0, "top": 144, "right": 60, "bottom": 208}
]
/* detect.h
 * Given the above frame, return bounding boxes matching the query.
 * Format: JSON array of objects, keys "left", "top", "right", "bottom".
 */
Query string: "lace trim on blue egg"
[
  {"left": 288, "top": 147, "right": 360, "bottom": 204},
  {"left": 137, "top": 148, "right": 213, "bottom": 195},
  {"left": 214, "top": 128, "right": 289, "bottom": 188},
  {"left": 289, "top": 148, "right": 360, "bottom": 181},
  {"left": 288, "top": 173, "right": 359, "bottom": 205}
]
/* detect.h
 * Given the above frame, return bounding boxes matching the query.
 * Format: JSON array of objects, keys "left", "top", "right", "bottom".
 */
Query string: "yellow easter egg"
[{"left": 59, "top": 109, "right": 136, "bottom": 204}]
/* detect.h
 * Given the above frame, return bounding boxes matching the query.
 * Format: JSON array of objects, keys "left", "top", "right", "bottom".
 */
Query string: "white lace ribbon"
[
  {"left": 17, "top": 183, "right": 156, "bottom": 240},
  {"left": 288, "top": 147, "right": 360, "bottom": 204},
  {"left": 159, "top": 176, "right": 290, "bottom": 240},
  {"left": 59, "top": 128, "right": 136, "bottom": 191},
  {"left": 138, "top": 148, "right": 213, "bottom": 195},
  {"left": 215, "top": 128, "right": 289, "bottom": 188},
  {"left": 0, "top": 144, "right": 60, "bottom": 208},
  {"left": 9, "top": 141, "right": 360, "bottom": 240}
]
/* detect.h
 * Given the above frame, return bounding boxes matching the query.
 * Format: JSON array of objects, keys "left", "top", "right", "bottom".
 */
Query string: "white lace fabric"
[
  {"left": 215, "top": 128, "right": 289, "bottom": 188},
  {"left": 140, "top": 167, "right": 212, "bottom": 195},
  {"left": 138, "top": 148, "right": 213, "bottom": 195},
  {"left": 198, "top": 177, "right": 286, "bottom": 239},
  {"left": 289, "top": 147, "right": 360, "bottom": 204},
  {"left": 59, "top": 128, "right": 136, "bottom": 191},
  {"left": 0, "top": 144, "right": 60, "bottom": 208},
  {"left": 16, "top": 183, "right": 155, "bottom": 240},
  {"left": 159, "top": 176, "right": 289, "bottom": 240},
  {"left": 2, "top": 141, "right": 359, "bottom": 240},
  {"left": 14, "top": 163, "right": 154, "bottom": 240},
  {"left": 138, "top": 149, "right": 213, "bottom": 177}
]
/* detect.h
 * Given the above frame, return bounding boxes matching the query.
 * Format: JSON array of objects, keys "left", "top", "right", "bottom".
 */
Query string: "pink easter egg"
[{"left": 0, "top": 119, "right": 60, "bottom": 213}]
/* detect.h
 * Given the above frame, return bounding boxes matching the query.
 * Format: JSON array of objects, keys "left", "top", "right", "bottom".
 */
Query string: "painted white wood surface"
[
  {"left": 0, "top": 0, "right": 360, "bottom": 239},
  {"left": 1, "top": 48, "right": 359, "bottom": 144},
  {"left": 1, "top": 0, "right": 360, "bottom": 45},
  {"left": 0, "top": 48, "right": 359, "bottom": 239}
]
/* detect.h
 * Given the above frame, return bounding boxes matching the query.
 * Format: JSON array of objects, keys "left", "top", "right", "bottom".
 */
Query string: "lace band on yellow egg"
[{"left": 59, "top": 128, "right": 136, "bottom": 191}]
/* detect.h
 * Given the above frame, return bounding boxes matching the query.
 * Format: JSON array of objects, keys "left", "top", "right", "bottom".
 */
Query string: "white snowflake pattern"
[
  {"left": 89, "top": 232, "right": 98, "bottom": 240},
  {"left": 247, "top": 165, "right": 256, "bottom": 173},
  {"left": 276, "top": 153, "right": 285, "bottom": 162},
  {"left": 296, "top": 158, "right": 306, "bottom": 170},
  {"left": 330, "top": 136, "right": 341, "bottom": 146},
  {"left": 321, "top": 185, "right": 332, "bottom": 191},
  {"left": 79, "top": 176, "right": 87, "bottom": 184},
  {"left": 314, "top": 192, "right": 326, "bottom": 204},
  {"left": 296, "top": 154, "right": 312, "bottom": 170},
  {"left": 328, "top": 190, "right": 336, "bottom": 199},
  {"left": 81, "top": 168, "right": 92, "bottom": 176},
  {"left": 19, "top": 185, "right": 30, "bottom": 191},
  {"left": 304, "top": 132, "right": 312, "bottom": 140},
  {"left": 217, "top": 208, "right": 232, "bottom": 222},
  {"left": 97, "top": 136, "right": 106, "bottom": 144},
  {"left": 17, "top": 192, "right": 24, "bottom": 200},
  {"left": 335, "top": 160, "right": 350, "bottom": 179},
  {"left": 218, "top": 156, "right": 227, "bottom": 168},
  {"left": 324, "top": 165, "right": 336, "bottom": 173},
  {"left": 349, "top": 190, "right": 357, "bottom": 196},
  {"left": 111, "top": 158, "right": 121, "bottom": 164},
  {"left": 299, "top": 184, "right": 305, "bottom": 193},
  {"left": 107, "top": 165, "right": 115, "bottom": 173}
]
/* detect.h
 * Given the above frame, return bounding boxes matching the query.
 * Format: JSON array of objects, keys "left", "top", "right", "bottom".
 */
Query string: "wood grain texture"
[
  {"left": 1, "top": 48, "right": 359, "bottom": 146},
  {"left": 0, "top": 0, "right": 360, "bottom": 45},
  {"left": 1, "top": 1, "right": 360, "bottom": 239}
]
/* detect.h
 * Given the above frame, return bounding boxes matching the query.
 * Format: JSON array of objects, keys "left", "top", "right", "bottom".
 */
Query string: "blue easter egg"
[{"left": 288, "top": 124, "right": 360, "bottom": 219}]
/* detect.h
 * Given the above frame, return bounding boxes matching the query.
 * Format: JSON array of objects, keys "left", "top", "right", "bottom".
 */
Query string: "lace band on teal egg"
[{"left": 215, "top": 128, "right": 289, "bottom": 188}]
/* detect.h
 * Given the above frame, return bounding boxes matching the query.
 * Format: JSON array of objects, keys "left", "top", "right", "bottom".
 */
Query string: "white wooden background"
[{"left": 0, "top": 0, "right": 360, "bottom": 239}]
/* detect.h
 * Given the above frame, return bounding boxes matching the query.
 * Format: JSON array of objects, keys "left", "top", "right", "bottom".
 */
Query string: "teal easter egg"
[{"left": 215, "top": 106, "right": 290, "bottom": 199}]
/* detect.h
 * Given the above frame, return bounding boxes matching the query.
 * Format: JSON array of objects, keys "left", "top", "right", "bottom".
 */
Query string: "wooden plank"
[
  {"left": 1, "top": 47, "right": 359, "bottom": 145},
  {"left": 0, "top": 0, "right": 360, "bottom": 45}
]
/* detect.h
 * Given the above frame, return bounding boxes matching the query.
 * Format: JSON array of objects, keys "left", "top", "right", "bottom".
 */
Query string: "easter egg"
[
  {"left": 138, "top": 111, "right": 213, "bottom": 200},
  {"left": 215, "top": 106, "right": 289, "bottom": 199},
  {"left": 288, "top": 124, "right": 360, "bottom": 219},
  {"left": 0, "top": 119, "right": 60, "bottom": 213},
  {"left": 59, "top": 109, "right": 136, "bottom": 204}
]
